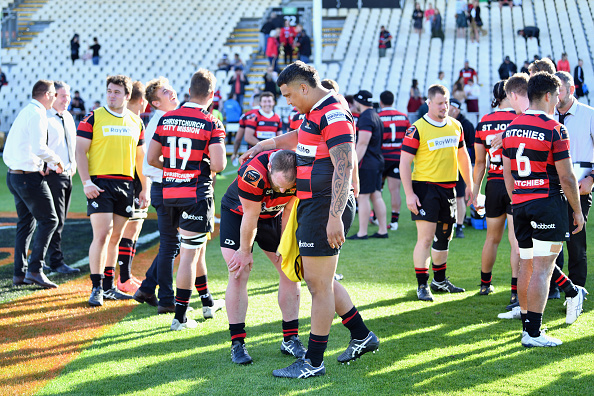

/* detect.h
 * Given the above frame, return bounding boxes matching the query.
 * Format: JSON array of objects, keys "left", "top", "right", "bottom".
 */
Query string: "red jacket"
[
  {"left": 266, "top": 36, "right": 279, "bottom": 57},
  {"left": 280, "top": 26, "right": 296, "bottom": 45}
]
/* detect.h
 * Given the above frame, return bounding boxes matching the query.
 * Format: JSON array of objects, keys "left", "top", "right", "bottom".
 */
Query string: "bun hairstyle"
[{"left": 491, "top": 80, "right": 507, "bottom": 108}]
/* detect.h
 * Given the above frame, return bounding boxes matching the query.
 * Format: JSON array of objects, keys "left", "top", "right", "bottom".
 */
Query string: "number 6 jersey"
[
  {"left": 501, "top": 110, "right": 570, "bottom": 205},
  {"left": 153, "top": 102, "right": 226, "bottom": 205}
]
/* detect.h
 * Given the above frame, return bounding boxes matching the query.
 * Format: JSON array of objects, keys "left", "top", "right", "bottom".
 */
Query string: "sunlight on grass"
[{"left": 125, "top": 379, "right": 206, "bottom": 396}]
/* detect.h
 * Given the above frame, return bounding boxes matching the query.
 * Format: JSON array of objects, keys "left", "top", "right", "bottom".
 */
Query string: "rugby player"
[
  {"left": 76, "top": 75, "right": 149, "bottom": 306},
  {"left": 501, "top": 72, "right": 584, "bottom": 347},
  {"left": 242, "top": 61, "right": 378, "bottom": 378},
  {"left": 231, "top": 93, "right": 260, "bottom": 162},
  {"left": 220, "top": 149, "right": 305, "bottom": 364},
  {"left": 243, "top": 91, "right": 282, "bottom": 148},
  {"left": 148, "top": 69, "right": 226, "bottom": 330},
  {"left": 400, "top": 84, "right": 473, "bottom": 302}
]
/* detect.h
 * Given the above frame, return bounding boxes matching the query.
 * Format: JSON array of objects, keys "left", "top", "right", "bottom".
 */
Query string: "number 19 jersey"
[
  {"left": 501, "top": 110, "right": 570, "bottom": 205},
  {"left": 153, "top": 102, "right": 226, "bottom": 206}
]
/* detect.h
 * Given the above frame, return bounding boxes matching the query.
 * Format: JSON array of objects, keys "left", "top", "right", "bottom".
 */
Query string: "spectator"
[
  {"left": 217, "top": 54, "right": 231, "bottom": 72},
  {"left": 424, "top": 3, "right": 435, "bottom": 26},
  {"left": 68, "top": 90, "right": 86, "bottom": 123},
  {"left": 574, "top": 59, "right": 586, "bottom": 98},
  {"left": 499, "top": 0, "right": 513, "bottom": 9},
  {"left": 434, "top": 71, "right": 449, "bottom": 88},
  {"left": 460, "top": 60, "right": 478, "bottom": 85},
  {"left": 517, "top": 26, "right": 540, "bottom": 46},
  {"left": 266, "top": 29, "right": 280, "bottom": 71},
  {"left": 89, "top": 37, "right": 101, "bottom": 65},
  {"left": 92, "top": 100, "right": 101, "bottom": 111},
  {"left": 431, "top": 8, "right": 444, "bottom": 41},
  {"left": 416, "top": 97, "right": 429, "bottom": 121},
  {"left": 452, "top": 76, "right": 466, "bottom": 104},
  {"left": 528, "top": 58, "right": 556, "bottom": 76},
  {"left": 407, "top": 79, "right": 423, "bottom": 120},
  {"left": 378, "top": 26, "right": 392, "bottom": 58},
  {"left": 0, "top": 67, "right": 7, "bottom": 91},
  {"left": 464, "top": 79, "right": 480, "bottom": 113},
  {"left": 455, "top": 0, "right": 468, "bottom": 38},
  {"left": 520, "top": 60, "right": 530, "bottom": 74},
  {"left": 412, "top": 3, "right": 424, "bottom": 37},
  {"left": 468, "top": 1, "right": 480, "bottom": 43},
  {"left": 260, "top": 15, "right": 276, "bottom": 54},
  {"left": 263, "top": 66, "right": 278, "bottom": 98},
  {"left": 70, "top": 34, "right": 80, "bottom": 65},
  {"left": 179, "top": 93, "right": 190, "bottom": 107},
  {"left": 472, "top": 0, "right": 486, "bottom": 36},
  {"left": 228, "top": 66, "right": 249, "bottom": 111},
  {"left": 232, "top": 53, "right": 244, "bottom": 70},
  {"left": 279, "top": 20, "right": 296, "bottom": 65},
  {"left": 498, "top": 56, "right": 518, "bottom": 79},
  {"left": 295, "top": 25, "right": 312, "bottom": 64},
  {"left": 557, "top": 52, "right": 570, "bottom": 73}
]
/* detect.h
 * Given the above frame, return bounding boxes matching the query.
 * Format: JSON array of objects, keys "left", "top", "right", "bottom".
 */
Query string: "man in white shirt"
[
  {"left": 45, "top": 81, "right": 80, "bottom": 275},
  {"left": 4, "top": 80, "right": 64, "bottom": 288},
  {"left": 132, "top": 77, "right": 182, "bottom": 313}
]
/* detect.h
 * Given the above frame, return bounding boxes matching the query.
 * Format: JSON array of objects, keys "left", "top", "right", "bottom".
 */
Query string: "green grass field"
[{"left": 1, "top": 159, "right": 593, "bottom": 395}]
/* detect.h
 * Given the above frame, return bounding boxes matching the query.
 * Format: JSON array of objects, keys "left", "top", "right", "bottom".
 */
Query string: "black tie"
[{"left": 558, "top": 112, "right": 567, "bottom": 125}]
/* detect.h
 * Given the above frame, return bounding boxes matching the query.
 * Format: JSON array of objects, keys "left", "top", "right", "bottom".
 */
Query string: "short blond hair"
[{"left": 145, "top": 76, "right": 169, "bottom": 108}]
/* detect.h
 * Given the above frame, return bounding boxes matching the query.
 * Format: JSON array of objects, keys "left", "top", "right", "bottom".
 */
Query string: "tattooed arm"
[{"left": 327, "top": 142, "right": 353, "bottom": 248}]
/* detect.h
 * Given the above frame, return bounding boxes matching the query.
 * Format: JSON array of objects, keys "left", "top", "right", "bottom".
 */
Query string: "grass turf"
[{"left": 1, "top": 160, "right": 593, "bottom": 395}]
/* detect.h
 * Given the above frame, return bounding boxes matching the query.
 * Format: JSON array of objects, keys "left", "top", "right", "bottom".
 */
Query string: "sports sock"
[
  {"left": 432, "top": 262, "right": 447, "bottom": 283},
  {"left": 305, "top": 333, "right": 328, "bottom": 367},
  {"left": 511, "top": 277, "right": 518, "bottom": 295},
  {"left": 117, "top": 238, "right": 134, "bottom": 283},
  {"left": 195, "top": 275, "right": 214, "bottom": 307},
  {"left": 481, "top": 271, "right": 492, "bottom": 287},
  {"left": 282, "top": 319, "right": 299, "bottom": 341},
  {"left": 174, "top": 288, "right": 192, "bottom": 323},
  {"left": 525, "top": 311, "right": 543, "bottom": 338},
  {"left": 521, "top": 312, "right": 527, "bottom": 332},
  {"left": 391, "top": 211, "right": 399, "bottom": 223},
  {"left": 415, "top": 267, "right": 429, "bottom": 287},
  {"left": 229, "top": 323, "right": 246, "bottom": 344},
  {"left": 552, "top": 266, "right": 578, "bottom": 298},
  {"left": 340, "top": 306, "right": 370, "bottom": 340},
  {"left": 103, "top": 267, "right": 115, "bottom": 290},
  {"left": 90, "top": 273, "right": 103, "bottom": 289}
]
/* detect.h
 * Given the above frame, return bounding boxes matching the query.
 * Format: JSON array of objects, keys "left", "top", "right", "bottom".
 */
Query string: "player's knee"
[
  {"left": 180, "top": 232, "right": 208, "bottom": 250},
  {"left": 432, "top": 222, "right": 453, "bottom": 251}
]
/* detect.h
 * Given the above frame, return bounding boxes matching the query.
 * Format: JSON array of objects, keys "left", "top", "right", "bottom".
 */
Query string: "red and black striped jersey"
[
  {"left": 244, "top": 109, "right": 282, "bottom": 142},
  {"left": 501, "top": 111, "right": 570, "bottom": 205},
  {"left": 152, "top": 102, "right": 226, "bottom": 206},
  {"left": 352, "top": 112, "right": 360, "bottom": 132},
  {"left": 475, "top": 109, "right": 518, "bottom": 180},
  {"left": 296, "top": 93, "right": 355, "bottom": 199},
  {"left": 288, "top": 107, "right": 305, "bottom": 131},
  {"left": 239, "top": 108, "right": 259, "bottom": 128},
  {"left": 378, "top": 107, "right": 410, "bottom": 162},
  {"left": 221, "top": 150, "right": 296, "bottom": 219}
]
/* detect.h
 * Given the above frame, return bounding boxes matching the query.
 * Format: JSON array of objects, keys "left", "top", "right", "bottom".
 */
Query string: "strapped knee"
[
  {"left": 432, "top": 222, "right": 453, "bottom": 251},
  {"left": 532, "top": 239, "right": 563, "bottom": 257},
  {"left": 180, "top": 233, "right": 208, "bottom": 250}
]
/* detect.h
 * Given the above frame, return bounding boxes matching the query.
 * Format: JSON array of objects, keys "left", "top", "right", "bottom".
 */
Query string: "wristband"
[{"left": 83, "top": 180, "right": 94, "bottom": 187}]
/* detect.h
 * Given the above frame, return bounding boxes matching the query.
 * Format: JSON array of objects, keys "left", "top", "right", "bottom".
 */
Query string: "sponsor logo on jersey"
[
  {"left": 515, "top": 179, "right": 545, "bottom": 187},
  {"left": 530, "top": 221, "right": 555, "bottom": 230},
  {"left": 261, "top": 202, "right": 287, "bottom": 213},
  {"left": 325, "top": 109, "right": 347, "bottom": 125},
  {"left": 243, "top": 166, "right": 262, "bottom": 187},
  {"left": 427, "top": 136, "right": 459, "bottom": 151},
  {"left": 256, "top": 131, "right": 277, "bottom": 140},
  {"left": 297, "top": 143, "right": 317, "bottom": 157},
  {"left": 299, "top": 240, "right": 314, "bottom": 248},
  {"left": 405, "top": 126, "right": 417, "bottom": 138},
  {"left": 102, "top": 125, "right": 134, "bottom": 137},
  {"left": 181, "top": 211, "right": 203, "bottom": 221}
]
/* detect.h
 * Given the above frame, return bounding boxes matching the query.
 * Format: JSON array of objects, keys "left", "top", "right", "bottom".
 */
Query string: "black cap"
[
  {"left": 354, "top": 90, "right": 373, "bottom": 107},
  {"left": 449, "top": 98, "right": 462, "bottom": 109}
]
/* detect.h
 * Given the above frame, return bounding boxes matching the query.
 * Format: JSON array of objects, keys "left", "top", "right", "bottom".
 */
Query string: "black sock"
[
  {"left": 282, "top": 319, "right": 299, "bottom": 341},
  {"left": 552, "top": 266, "right": 578, "bottom": 298},
  {"left": 525, "top": 311, "right": 542, "bottom": 338},
  {"left": 230, "top": 323, "right": 246, "bottom": 344},
  {"left": 432, "top": 262, "right": 447, "bottom": 283},
  {"left": 90, "top": 274, "right": 103, "bottom": 289},
  {"left": 117, "top": 238, "right": 134, "bottom": 283},
  {"left": 415, "top": 267, "right": 429, "bottom": 287},
  {"left": 305, "top": 333, "right": 328, "bottom": 367},
  {"left": 521, "top": 312, "right": 527, "bottom": 332},
  {"left": 195, "top": 275, "right": 214, "bottom": 307},
  {"left": 174, "top": 288, "right": 192, "bottom": 323},
  {"left": 340, "top": 306, "right": 370, "bottom": 340},
  {"left": 481, "top": 271, "right": 492, "bottom": 287},
  {"left": 391, "top": 211, "right": 399, "bottom": 223},
  {"left": 511, "top": 277, "right": 518, "bottom": 295},
  {"left": 103, "top": 267, "right": 115, "bottom": 290}
]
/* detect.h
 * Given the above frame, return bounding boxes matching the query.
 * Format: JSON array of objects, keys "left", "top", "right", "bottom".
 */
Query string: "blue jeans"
[
  {"left": 92, "top": 56, "right": 99, "bottom": 65},
  {"left": 139, "top": 182, "right": 179, "bottom": 306},
  {"left": 299, "top": 55, "right": 310, "bottom": 63},
  {"left": 6, "top": 172, "right": 58, "bottom": 275}
]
